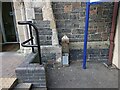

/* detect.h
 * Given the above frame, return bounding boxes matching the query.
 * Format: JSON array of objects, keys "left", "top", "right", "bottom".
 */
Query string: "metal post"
[
  {"left": 29, "top": 23, "right": 42, "bottom": 65},
  {"left": 29, "top": 22, "right": 35, "bottom": 53},
  {"left": 34, "top": 27, "right": 42, "bottom": 65},
  {"left": 83, "top": 2, "right": 90, "bottom": 69}
]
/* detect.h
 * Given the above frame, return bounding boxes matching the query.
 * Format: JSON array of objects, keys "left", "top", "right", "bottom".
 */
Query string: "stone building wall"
[
  {"left": 52, "top": 2, "right": 114, "bottom": 61},
  {"left": 33, "top": 20, "right": 52, "bottom": 45},
  {"left": 13, "top": 0, "right": 61, "bottom": 63},
  {"left": 13, "top": 0, "right": 37, "bottom": 54},
  {"left": 52, "top": 2, "right": 113, "bottom": 42},
  {"left": 13, "top": 1, "right": 114, "bottom": 61},
  {"left": 15, "top": 53, "right": 47, "bottom": 88},
  {"left": 13, "top": 1, "right": 45, "bottom": 53}
]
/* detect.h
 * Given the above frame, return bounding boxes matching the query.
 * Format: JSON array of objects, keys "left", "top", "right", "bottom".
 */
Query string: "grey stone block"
[
  {"left": 55, "top": 14, "right": 64, "bottom": 20},
  {"left": 39, "top": 35, "right": 47, "bottom": 40},
  {"left": 69, "top": 48, "right": 109, "bottom": 61},
  {"left": 72, "top": 29, "right": 84, "bottom": 34},
  {"left": 41, "top": 53, "right": 56, "bottom": 62},
  {"left": 38, "top": 31, "right": 52, "bottom": 35},
  {"left": 34, "top": 8, "right": 42, "bottom": 13},
  {"left": 100, "top": 49, "right": 109, "bottom": 55},
  {"left": 33, "top": 20, "right": 50, "bottom": 29},
  {"left": 53, "top": 9, "right": 64, "bottom": 14},
  {"left": 35, "top": 14, "right": 43, "bottom": 20},
  {"left": 72, "top": 8, "right": 85, "bottom": 13},
  {"left": 16, "top": 64, "right": 46, "bottom": 88},
  {"left": 46, "top": 36, "right": 52, "bottom": 40},
  {"left": 40, "top": 41, "right": 52, "bottom": 45}
]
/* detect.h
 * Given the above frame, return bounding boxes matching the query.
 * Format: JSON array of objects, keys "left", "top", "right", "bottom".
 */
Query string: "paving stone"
[
  {"left": 14, "top": 83, "right": 32, "bottom": 90},
  {"left": 1, "top": 78, "right": 17, "bottom": 89},
  {"left": 46, "top": 61, "right": 118, "bottom": 88},
  {"left": 1, "top": 52, "right": 26, "bottom": 78}
]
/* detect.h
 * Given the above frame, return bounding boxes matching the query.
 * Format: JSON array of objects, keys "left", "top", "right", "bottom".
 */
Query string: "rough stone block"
[
  {"left": 16, "top": 64, "right": 46, "bottom": 88},
  {"left": 64, "top": 4, "right": 72, "bottom": 13},
  {"left": 35, "top": 14, "right": 43, "bottom": 20},
  {"left": 69, "top": 48, "right": 109, "bottom": 61},
  {"left": 34, "top": 8, "right": 42, "bottom": 13},
  {"left": 38, "top": 30, "right": 52, "bottom": 35}
]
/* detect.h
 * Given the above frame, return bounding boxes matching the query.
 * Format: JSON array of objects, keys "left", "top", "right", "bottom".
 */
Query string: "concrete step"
[
  {"left": 0, "top": 78, "right": 18, "bottom": 90},
  {"left": 13, "top": 83, "right": 32, "bottom": 90},
  {"left": 32, "top": 88, "right": 47, "bottom": 90}
]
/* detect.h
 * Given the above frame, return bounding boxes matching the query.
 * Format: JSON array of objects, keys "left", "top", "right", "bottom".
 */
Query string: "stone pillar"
[
  {"left": 62, "top": 35, "right": 69, "bottom": 54},
  {"left": 42, "top": 0, "right": 59, "bottom": 46},
  {"left": 62, "top": 35, "right": 69, "bottom": 66}
]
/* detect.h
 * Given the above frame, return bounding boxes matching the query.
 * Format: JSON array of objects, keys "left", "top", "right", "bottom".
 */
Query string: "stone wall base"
[{"left": 15, "top": 52, "right": 47, "bottom": 88}]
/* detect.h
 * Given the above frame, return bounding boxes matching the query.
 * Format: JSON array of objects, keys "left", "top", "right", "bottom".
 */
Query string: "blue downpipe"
[{"left": 83, "top": 2, "right": 90, "bottom": 69}]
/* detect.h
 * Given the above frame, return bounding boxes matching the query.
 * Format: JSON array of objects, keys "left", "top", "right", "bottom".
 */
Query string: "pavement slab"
[
  {"left": 0, "top": 78, "right": 17, "bottom": 90},
  {"left": 46, "top": 61, "right": 118, "bottom": 88},
  {"left": 0, "top": 52, "right": 26, "bottom": 78}
]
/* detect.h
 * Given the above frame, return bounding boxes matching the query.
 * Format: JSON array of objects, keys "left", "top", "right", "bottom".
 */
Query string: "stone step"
[
  {"left": 32, "top": 88, "right": 47, "bottom": 90},
  {"left": 13, "top": 83, "right": 32, "bottom": 90},
  {"left": 0, "top": 78, "right": 18, "bottom": 90}
]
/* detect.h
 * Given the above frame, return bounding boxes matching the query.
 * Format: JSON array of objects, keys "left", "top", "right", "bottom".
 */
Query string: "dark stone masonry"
[
  {"left": 34, "top": 8, "right": 43, "bottom": 20},
  {"left": 33, "top": 20, "right": 52, "bottom": 45},
  {"left": 32, "top": 2, "right": 114, "bottom": 61},
  {"left": 15, "top": 2, "right": 115, "bottom": 88},
  {"left": 51, "top": 2, "right": 113, "bottom": 61},
  {"left": 15, "top": 53, "right": 47, "bottom": 88},
  {"left": 70, "top": 49, "right": 109, "bottom": 61},
  {"left": 52, "top": 2, "right": 113, "bottom": 42}
]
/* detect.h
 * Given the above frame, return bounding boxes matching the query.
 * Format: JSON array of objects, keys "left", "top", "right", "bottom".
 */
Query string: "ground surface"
[
  {"left": 0, "top": 52, "right": 27, "bottom": 89},
  {"left": 0, "top": 52, "right": 26, "bottom": 78},
  {"left": 0, "top": 52, "right": 119, "bottom": 89},
  {"left": 0, "top": 52, "right": 46, "bottom": 90},
  {"left": 46, "top": 61, "right": 118, "bottom": 88}
]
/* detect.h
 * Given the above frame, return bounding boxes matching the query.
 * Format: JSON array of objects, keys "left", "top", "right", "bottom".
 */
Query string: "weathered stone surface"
[
  {"left": 35, "top": 14, "right": 43, "bottom": 20},
  {"left": 70, "top": 48, "right": 109, "bottom": 61},
  {"left": 15, "top": 44, "right": 62, "bottom": 86},
  {"left": 52, "top": 2, "right": 113, "bottom": 42},
  {"left": 41, "top": 53, "right": 56, "bottom": 62},
  {"left": 64, "top": 4, "right": 72, "bottom": 13},
  {"left": 51, "top": 2, "right": 113, "bottom": 62},
  {"left": 34, "top": 8, "right": 42, "bottom": 14},
  {"left": 16, "top": 65, "right": 46, "bottom": 88},
  {"left": 41, "top": 46, "right": 62, "bottom": 63},
  {"left": 15, "top": 53, "right": 47, "bottom": 88},
  {"left": 33, "top": 20, "right": 52, "bottom": 45}
]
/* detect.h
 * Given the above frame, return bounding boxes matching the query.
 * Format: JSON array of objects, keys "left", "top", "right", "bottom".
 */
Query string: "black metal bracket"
[{"left": 18, "top": 21, "right": 42, "bottom": 65}]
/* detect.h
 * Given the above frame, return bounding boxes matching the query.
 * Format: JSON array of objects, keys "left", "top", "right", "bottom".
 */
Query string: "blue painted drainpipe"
[
  {"left": 83, "top": 1, "right": 90, "bottom": 69},
  {"left": 83, "top": 0, "right": 102, "bottom": 69}
]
